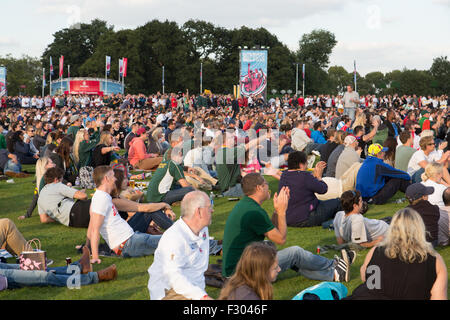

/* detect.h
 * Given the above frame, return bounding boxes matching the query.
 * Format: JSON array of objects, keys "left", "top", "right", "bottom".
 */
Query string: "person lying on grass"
[
  {"left": 0, "top": 219, "right": 116, "bottom": 290},
  {"left": 333, "top": 190, "right": 388, "bottom": 248},
  {"left": 38, "top": 167, "right": 91, "bottom": 228}
]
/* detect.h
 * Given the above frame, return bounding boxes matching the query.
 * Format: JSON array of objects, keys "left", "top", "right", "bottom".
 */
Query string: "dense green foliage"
[{"left": 1, "top": 19, "right": 449, "bottom": 97}]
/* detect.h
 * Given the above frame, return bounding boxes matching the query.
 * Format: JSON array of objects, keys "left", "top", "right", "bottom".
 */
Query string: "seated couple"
[{"left": 38, "top": 167, "right": 175, "bottom": 235}]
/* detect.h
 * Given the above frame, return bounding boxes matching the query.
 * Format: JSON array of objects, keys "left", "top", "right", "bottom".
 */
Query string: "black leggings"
[{"left": 69, "top": 199, "right": 92, "bottom": 228}]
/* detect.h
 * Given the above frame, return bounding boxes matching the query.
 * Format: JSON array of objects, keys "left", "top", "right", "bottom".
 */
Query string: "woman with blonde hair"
[
  {"left": 421, "top": 162, "right": 448, "bottom": 207},
  {"left": 348, "top": 208, "right": 447, "bottom": 300},
  {"left": 19, "top": 157, "right": 56, "bottom": 220},
  {"left": 351, "top": 112, "right": 366, "bottom": 131},
  {"left": 73, "top": 126, "right": 100, "bottom": 169},
  {"left": 73, "top": 129, "right": 85, "bottom": 167},
  {"left": 219, "top": 242, "right": 280, "bottom": 300},
  {"left": 91, "top": 131, "right": 120, "bottom": 168}
]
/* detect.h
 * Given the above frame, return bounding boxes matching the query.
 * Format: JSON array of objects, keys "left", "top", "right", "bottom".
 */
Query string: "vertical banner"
[
  {"left": 119, "top": 58, "right": 123, "bottom": 78},
  {"left": 106, "top": 56, "right": 111, "bottom": 76},
  {"left": 122, "top": 58, "right": 128, "bottom": 78},
  {"left": 0, "top": 67, "right": 6, "bottom": 97},
  {"left": 59, "top": 56, "right": 64, "bottom": 78},
  {"left": 302, "top": 63, "right": 305, "bottom": 97},
  {"left": 50, "top": 57, "right": 54, "bottom": 76},
  {"left": 239, "top": 50, "right": 268, "bottom": 98}
]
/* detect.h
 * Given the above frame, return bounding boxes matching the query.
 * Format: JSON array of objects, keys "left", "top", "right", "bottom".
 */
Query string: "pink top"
[
  {"left": 128, "top": 137, "right": 151, "bottom": 166},
  {"left": 241, "top": 158, "right": 261, "bottom": 174}
]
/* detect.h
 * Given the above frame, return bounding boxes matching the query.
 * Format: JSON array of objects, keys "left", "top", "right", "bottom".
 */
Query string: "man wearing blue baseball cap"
[{"left": 356, "top": 143, "right": 411, "bottom": 204}]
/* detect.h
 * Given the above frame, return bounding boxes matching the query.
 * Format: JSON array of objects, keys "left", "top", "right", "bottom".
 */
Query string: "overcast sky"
[{"left": 1, "top": 0, "right": 449, "bottom": 76}]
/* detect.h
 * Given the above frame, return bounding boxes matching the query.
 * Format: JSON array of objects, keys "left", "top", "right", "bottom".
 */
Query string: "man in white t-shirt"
[
  {"left": 87, "top": 166, "right": 161, "bottom": 264},
  {"left": 148, "top": 190, "right": 213, "bottom": 300},
  {"left": 21, "top": 96, "right": 30, "bottom": 108},
  {"left": 333, "top": 190, "right": 388, "bottom": 248}
]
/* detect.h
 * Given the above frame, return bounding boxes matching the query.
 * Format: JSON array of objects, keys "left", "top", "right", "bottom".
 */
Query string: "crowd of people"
[{"left": 0, "top": 85, "right": 448, "bottom": 300}]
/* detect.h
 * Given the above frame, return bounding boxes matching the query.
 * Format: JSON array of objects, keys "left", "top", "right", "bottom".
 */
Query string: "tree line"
[{"left": 1, "top": 19, "right": 449, "bottom": 97}]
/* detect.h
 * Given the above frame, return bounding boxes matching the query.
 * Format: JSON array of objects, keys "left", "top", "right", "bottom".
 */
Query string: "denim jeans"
[
  {"left": 3, "top": 160, "right": 21, "bottom": 173},
  {"left": 161, "top": 187, "right": 195, "bottom": 205},
  {"left": 127, "top": 211, "right": 173, "bottom": 233},
  {"left": 0, "top": 262, "right": 98, "bottom": 289},
  {"left": 277, "top": 246, "right": 335, "bottom": 281},
  {"left": 120, "top": 232, "right": 161, "bottom": 258},
  {"left": 412, "top": 168, "right": 425, "bottom": 183},
  {"left": 301, "top": 198, "right": 342, "bottom": 227},
  {"left": 223, "top": 183, "right": 244, "bottom": 197}
]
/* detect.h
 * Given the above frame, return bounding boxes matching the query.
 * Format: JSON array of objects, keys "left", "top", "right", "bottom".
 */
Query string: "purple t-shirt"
[{"left": 278, "top": 170, "right": 328, "bottom": 226}]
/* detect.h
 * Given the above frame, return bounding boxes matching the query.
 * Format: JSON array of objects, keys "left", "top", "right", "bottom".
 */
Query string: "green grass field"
[{"left": 0, "top": 165, "right": 448, "bottom": 300}]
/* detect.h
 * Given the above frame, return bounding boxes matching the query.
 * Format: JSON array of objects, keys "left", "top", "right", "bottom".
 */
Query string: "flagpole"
[
  {"left": 162, "top": 65, "right": 165, "bottom": 95},
  {"left": 42, "top": 68, "right": 45, "bottom": 97},
  {"left": 354, "top": 60, "right": 357, "bottom": 92},
  {"left": 49, "top": 57, "right": 52, "bottom": 96},
  {"left": 200, "top": 62, "right": 202, "bottom": 95},
  {"left": 105, "top": 56, "right": 108, "bottom": 96}
]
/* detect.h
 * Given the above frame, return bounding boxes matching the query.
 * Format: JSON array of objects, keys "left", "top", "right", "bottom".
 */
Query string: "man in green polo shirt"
[
  {"left": 216, "top": 130, "right": 266, "bottom": 197},
  {"left": 222, "top": 173, "right": 353, "bottom": 282},
  {"left": 145, "top": 144, "right": 194, "bottom": 205}
]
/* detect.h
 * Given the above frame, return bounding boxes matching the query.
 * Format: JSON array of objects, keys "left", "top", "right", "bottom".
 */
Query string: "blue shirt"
[
  {"left": 311, "top": 130, "right": 327, "bottom": 144},
  {"left": 356, "top": 156, "right": 410, "bottom": 198}
]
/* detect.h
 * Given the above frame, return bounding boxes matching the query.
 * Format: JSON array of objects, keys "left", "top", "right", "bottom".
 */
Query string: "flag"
[
  {"left": 119, "top": 58, "right": 123, "bottom": 77},
  {"left": 122, "top": 58, "right": 128, "bottom": 78},
  {"left": 50, "top": 57, "right": 54, "bottom": 76},
  {"left": 59, "top": 56, "right": 64, "bottom": 78},
  {"left": 43, "top": 71, "right": 46, "bottom": 88},
  {"left": 106, "top": 56, "right": 111, "bottom": 76},
  {"left": 302, "top": 64, "right": 305, "bottom": 80}
]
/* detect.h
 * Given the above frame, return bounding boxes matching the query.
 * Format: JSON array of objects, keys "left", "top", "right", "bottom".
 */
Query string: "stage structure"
[{"left": 50, "top": 77, "right": 123, "bottom": 96}]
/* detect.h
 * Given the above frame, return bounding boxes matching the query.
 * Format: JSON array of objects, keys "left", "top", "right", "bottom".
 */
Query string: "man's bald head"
[{"left": 180, "top": 191, "right": 209, "bottom": 219}]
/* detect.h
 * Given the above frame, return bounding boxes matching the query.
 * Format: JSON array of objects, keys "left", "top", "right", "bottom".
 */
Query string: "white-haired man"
[{"left": 148, "top": 190, "right": 213, "bottom": 300}]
